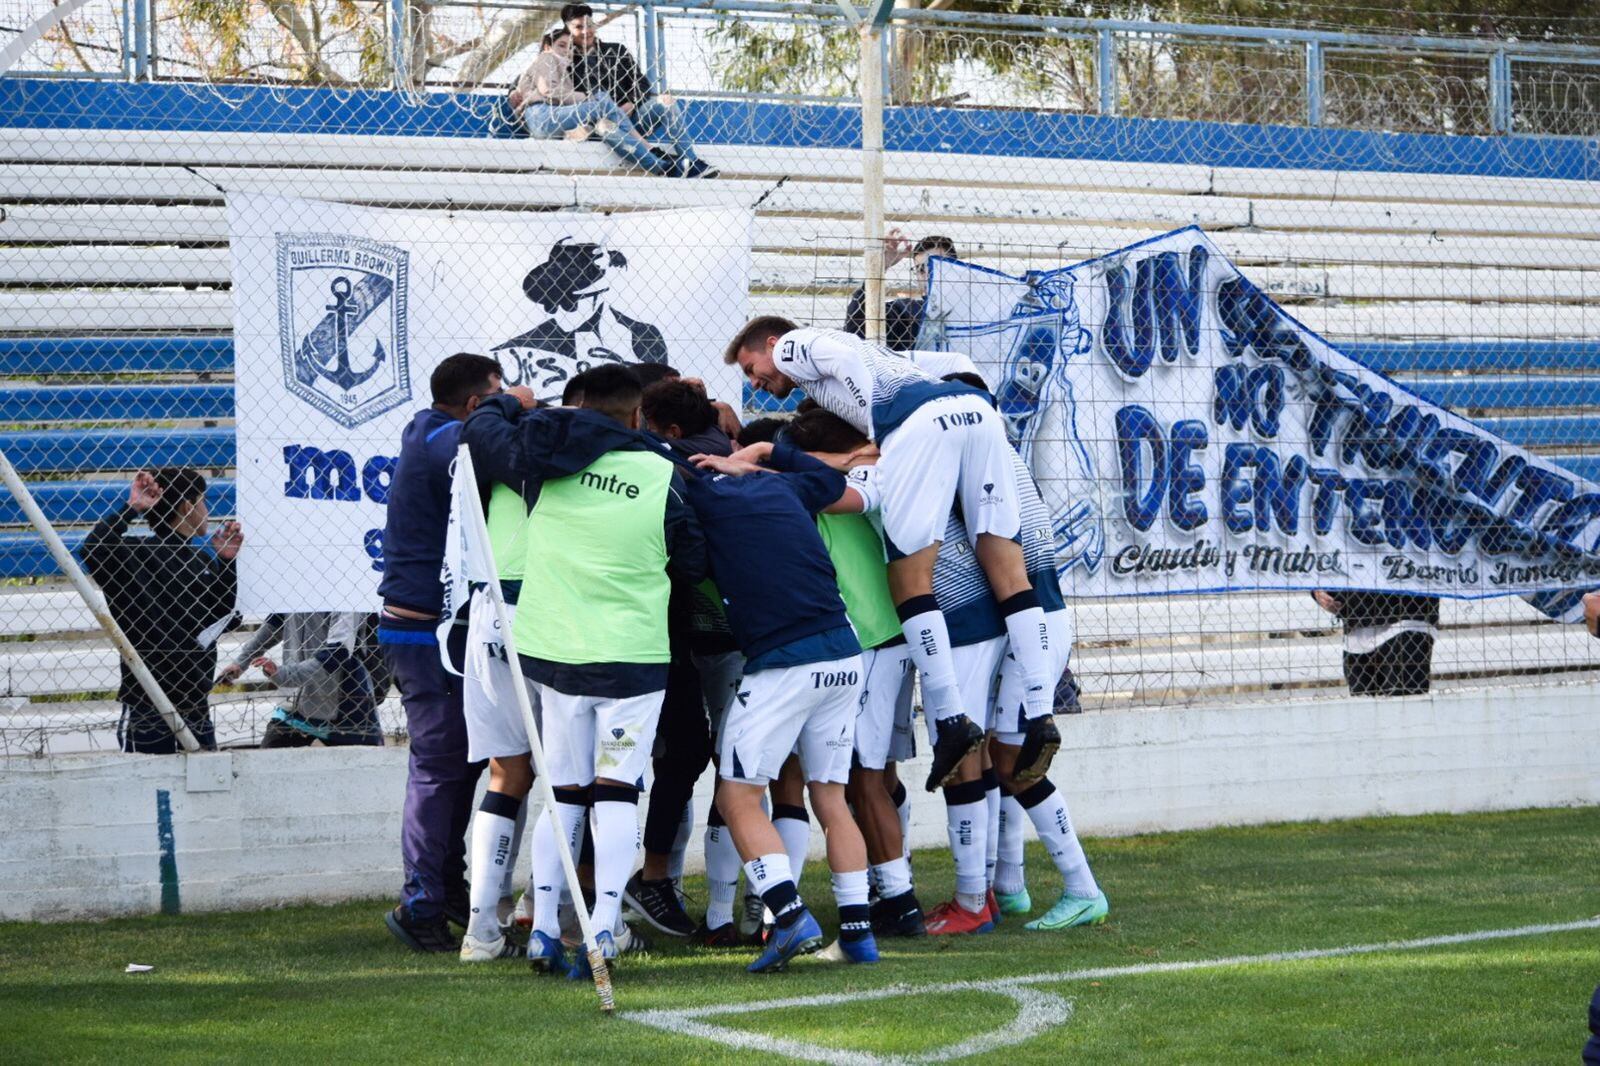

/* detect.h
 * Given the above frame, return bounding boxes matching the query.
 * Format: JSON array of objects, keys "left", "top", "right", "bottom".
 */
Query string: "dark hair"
[
  {"left": 736, "top": 416, "right": 789, "bottom": 447},
  {"left": 146, "top": 467, "right": 208, "bottom": 531},
  {"left": 784, "top": 408, "right": 868, "bottom": 454},
  {"left": 913, "top": 235, "right": 958, "bottom": 259},
  {"left": 561, "top": 368, "right": 589, "bottom": 407},
  {"left": 724, "top": 315, "right": 798, "bottom": 365},
  {"left": 942, "top": 370, "right": 990, "bottom": 393},
  {"left": 560, "top": 3, "right": 593, "bottom": 25},
  {"left": 576, "top": 363, "right": 642, "bottom": 424},
  {"left": 642, "top": 380, "right": 716, "bottom": 438},
  {"left": 540, "top": 26, "right": 569, "bottom": 49},
  {"left": 431, "top": 352, "right": 502, "bottom": 407},
  {"left": 630, "top": 361, "right": 679, "bottom": 389}
]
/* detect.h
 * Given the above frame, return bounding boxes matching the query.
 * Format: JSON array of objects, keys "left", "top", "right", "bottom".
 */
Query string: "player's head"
[
  {"left": 431, "top": 352, "right": 503, "bottom": 416},
  {"left": 736, "top": 416, "right": 788, "bottom": 447},
  {"left": 561, "top": 3, "right": 596, "bottom": 50},
  {"left": 911, "top": 235, "right": 957, "bottom": 288},
  {"left": 576, "top": 363, "right": 643, "bottom": 429},
  {"left": 630, "top": 361, "right": 680, "bottom": 389},
  {"left": 785, "top": 408, "right": 876, "bottom": 468},
  {"left": 147, "top": 466, "right": 210, "bottom": 537},
  {"left": 724, "top": 315, "right": 800, "bottom": 397},
  {"left": 641, "top": 379, "right": 715, "bottom": 440}
]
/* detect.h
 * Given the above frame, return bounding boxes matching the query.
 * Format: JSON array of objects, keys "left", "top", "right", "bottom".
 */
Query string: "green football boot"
[
  {"left": 1023, "top": 889, "right": 1109, "bottom": 931},
  {"left": 995, "top": 888, "right": 1032, "bottom": 916}
]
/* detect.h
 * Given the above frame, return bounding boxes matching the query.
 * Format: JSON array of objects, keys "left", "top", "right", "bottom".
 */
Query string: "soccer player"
[
  {"left": 464, "top": 364, "right": 708, "bottom": 973},
  {"left": 683, "top": 442, "right": 878, "bottom": 971},
  {"left": 724, "top": 320, "right": 1061, "bottom": 793},
  {"left": 377, "top": 352, "right": 503, "bottom": 953}
]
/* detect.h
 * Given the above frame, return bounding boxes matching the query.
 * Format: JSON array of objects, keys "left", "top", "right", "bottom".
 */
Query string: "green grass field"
[{"left": 3, "top": 806, "right": 1598, "bottom": 1064}]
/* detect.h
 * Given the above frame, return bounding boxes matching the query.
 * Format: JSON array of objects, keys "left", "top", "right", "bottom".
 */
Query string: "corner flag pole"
[
  {"left": 0, "top": 448, "right": 202, "bottom": 753},
  {"left": 453, "top": 445, "right": 614, "bottom": 1013}
]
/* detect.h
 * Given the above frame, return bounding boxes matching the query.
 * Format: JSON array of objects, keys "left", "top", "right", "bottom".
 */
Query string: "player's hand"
[
  {"left": 711, "top": 400, "right": 742, "bottom": 439},
  {"left": 128, "top": 471, "right": 162, "bottom": 512},
  {"left": 252, "top": 657, "right": 278, "bottom": 679},
  {"left": 693, "top": 453, "right": 764, "bottom": 477},
  {"left": 727, "top": 441, "right": 774, "bottom": 466},
  {"left": 505, "top": 385, "right": 539, "bottom": 410},
  {"left": 1312, "top": 590, "right": 1342, "bottom": 615},
  {"left": 216, "top": 663, "right": 243, "bottom": 685},
  {"left": 211, "top": 521, "right": 244, "bottom": 560},
  {"left": 883, "top": 228, "right": 913, "bottom": 269},
  {"left": 1583, "top": 590, "right": 1600, "bottom": 637}
]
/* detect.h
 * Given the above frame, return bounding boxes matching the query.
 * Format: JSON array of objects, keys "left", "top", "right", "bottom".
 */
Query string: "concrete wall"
[{"left": 5, "top": 681, "right": 1598, "bottom": 922}]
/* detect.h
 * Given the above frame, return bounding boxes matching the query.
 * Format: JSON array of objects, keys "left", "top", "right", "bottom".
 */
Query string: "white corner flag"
[{"left": 437, "top": 447, "right": 495, "bottom": 679}]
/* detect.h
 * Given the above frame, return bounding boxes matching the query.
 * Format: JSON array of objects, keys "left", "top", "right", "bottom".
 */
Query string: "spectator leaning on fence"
[
  {"left": 220, "top": 612, "right": 381, "bottom": 748},
  {"left": 1311, "top": 590, "right": 1439, "bottom": 698},
  {"left": 562, "top": 3, "right": 717, "bottom": 179},
  {"left": 510, "top": 27, "right": 681, "bottom": 178},
  {"left": 81, "top": 468, "right": 243, "bottom": 753},
  {"left": 845, "top": 231, "right": 958, "bottom": 352}
]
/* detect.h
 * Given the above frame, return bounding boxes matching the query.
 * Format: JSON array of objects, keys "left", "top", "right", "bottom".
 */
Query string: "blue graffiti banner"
[{"left": 921, "top": 226, "right": 1600, "bottom": 622}]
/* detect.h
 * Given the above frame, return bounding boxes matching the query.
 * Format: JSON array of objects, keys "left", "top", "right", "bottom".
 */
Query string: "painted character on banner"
[
  {"left": 998, "top": 270, "right": 1104, "bottom": 578},
  {"left": 492, "top": 238, "right": 667, "bottom": 403}
]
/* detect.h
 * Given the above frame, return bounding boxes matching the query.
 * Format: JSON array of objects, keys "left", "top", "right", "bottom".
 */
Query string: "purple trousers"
[{"left": 380, "top": 619, "right": 484, "bottom": 921}]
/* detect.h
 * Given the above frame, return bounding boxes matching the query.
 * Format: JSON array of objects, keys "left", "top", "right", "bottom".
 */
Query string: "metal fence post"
[
  {"left": 860, "top": 19, "right": 886, "bottom": 345},
  {"left": 1490, "top": 50, "right": 1513, "bottom": 134},
  {"left": 641, "top": 1, "right": 665, "bottom": 92},
  {"left": 390, "top": 0, "right": 408, "bottom": 88},
  {"left": 132, "top": 0, "right": 150, "bottom": 80},
  {"left": 1305, "top": 39, "right": 1324, "bottom": 126},
  {"left": 1097, "top": 27, "right": 1117, "bottom": 116}
]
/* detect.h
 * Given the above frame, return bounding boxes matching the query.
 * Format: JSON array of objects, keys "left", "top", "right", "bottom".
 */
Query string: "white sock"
[
  {"left": 1001, "top": 595, "right": 1053, "bottom": 720},
  {"left": 590, "top": 796, "right": 640, "bottom": 934},
  {"left": 668, "top": 799, "right": 694, "bottom": 886},
  {"left": 944, "top": 782, "right": 988, "bottom": 908},
  {"left": 773, "top": 805, "right": 811, "bottom": 887},
  {"left": 983, "top": 774, "right": 1001, "bottom": 890},
  {"left": 467, "top": 793, "right": 521, "bottom": 942},
  {"left": 1018, "top": 779, "right": 1099, "bottom": 898},
  {"left": 871, "top": 855, "right": 913, "bottom": 899},
  {"left": 532, "top": 799, "right": 586, "bottom": 938},
  {"left": 900, "top": 599, "right": 965, "bottom": 723},
  {"left": 704, "top": 817, "right": 742, "bottom": 929},
  {"left": 744, "top": 853, "right": 796, "bottom": 901},
  {"left": 499, "top": 802, "right": 528, "bottom": 900},
  {"left": 996, "top": 794, "right": 1027, "bottom": 896}
]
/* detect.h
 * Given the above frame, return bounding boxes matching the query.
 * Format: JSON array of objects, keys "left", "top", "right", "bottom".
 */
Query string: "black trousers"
[
  {"left": 642, "top": 655, "right": 715, "bottom": 857},
  {"left": 118, "top": 704, "right": 217, "bottom": 753},
  {"left": 1343, "top": 631, "right": 1434, "bottom": 697}
]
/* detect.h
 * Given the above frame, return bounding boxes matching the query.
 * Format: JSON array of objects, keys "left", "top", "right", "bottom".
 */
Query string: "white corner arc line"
[{"left": 625, "top": 916, "right": 1600, "bottom": 1064}]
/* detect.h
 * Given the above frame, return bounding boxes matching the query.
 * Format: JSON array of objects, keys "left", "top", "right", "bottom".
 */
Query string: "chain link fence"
[{"left": 4, "top": 0, "right": 1600, "bottom": 756}]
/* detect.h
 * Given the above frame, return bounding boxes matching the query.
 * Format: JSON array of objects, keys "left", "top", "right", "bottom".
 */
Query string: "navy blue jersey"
[{"left": 377, "top": 408, "right": 463, "bottom": 616}]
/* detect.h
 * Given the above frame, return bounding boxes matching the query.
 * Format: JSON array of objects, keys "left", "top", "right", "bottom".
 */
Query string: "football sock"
[
  {"left": 532, "top": 789, "right": 588, "bottom": 938},
  {"left": 871, "top": 855, "right": 913, "bottom": 900},
  {"left": 898, "top": 595, "right": 965, "bottom": 723},
  {"left": 995, "top": 793, "right": 1028, "bottom": 896},
  {"left": 704, "top": 803, "right": 741, "bottom": 929},
  {"left": 890, "top": 778, "right": 912, "bottom": 861},
  {"left": 467, "top": 791, "right": 521, "bottom": 942},
  {"left": 773, "top": 803, "right": 811, "bottom": 886},
  {"left": 498, "top": 801, "right": 528, "bottom": 900},
  {"left": 943, "top": 778, "right": 988, "bottom": 910},
  {"left": 744, "top": 853, "right": 804, "bottom": 929},
  {"left": 668, "top": 799, "right": 694, "bottom": 886},
  {"left": 831, "top": 868, "right": 872, "bottom": 943},
  {"left": 999, "top": 590, "right": 1053, "bottom": 721},
  {"left": 982, "top": 768, "right": 1001, "bottom": 890},
  {"left": 590, "top": 784, "right": 640, "bottom": 935},
  {"left": 1017, "top": 778, "right": 1099, "bottom": 898}
]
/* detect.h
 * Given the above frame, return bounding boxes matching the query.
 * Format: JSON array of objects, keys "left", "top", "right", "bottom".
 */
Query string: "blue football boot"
[
  {"left": 746, "top": 909, "right": 824, "bottom": 974},
  {"left": 527, "top": 930, "right": 569, "bottom": 977}
]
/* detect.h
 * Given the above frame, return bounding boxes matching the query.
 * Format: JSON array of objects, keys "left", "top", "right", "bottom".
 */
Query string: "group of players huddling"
[{"left": 390, "top": 319, "right": 1106, "bottom": 976}]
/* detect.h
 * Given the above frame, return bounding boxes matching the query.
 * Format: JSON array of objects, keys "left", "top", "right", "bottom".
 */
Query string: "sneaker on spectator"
[
  {"left": 460, "top": 931, "right": 522, "bottom": 962},
  {"left": 624, "top": 871, "right": 696, "bottom": 937},
  {"left": 682, "top": 158, "right": 719, "bottom": 179},
  {"left": 386, "top": 905, "right": 459, "bottom": 953}
]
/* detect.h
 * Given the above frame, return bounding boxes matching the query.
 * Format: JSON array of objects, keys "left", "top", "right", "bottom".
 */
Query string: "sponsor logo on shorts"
[
  {"left": 977, "top": 481, "right": 1005, "bottom": 507},
  {"left": 933, "top": 411, "right": 984, "bottom": 431},
  {"left": 811, "top": 669, "right": 859, "bottom": 688}
]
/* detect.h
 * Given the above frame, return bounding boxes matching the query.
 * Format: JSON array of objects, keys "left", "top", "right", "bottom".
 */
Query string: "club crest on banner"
[{"left": 275, "top": 232, "right": 411, "bottom": 428}]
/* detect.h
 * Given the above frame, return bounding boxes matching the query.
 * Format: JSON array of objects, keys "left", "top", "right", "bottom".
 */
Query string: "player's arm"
[
  {"left": 664, "top": 470, "right": 709, "bottom": 584},
  {"left": 462, "top": 393, "right": 529, "bottom": 492},
  {"left": 777, "top": 328, "right": 874, "bottom": 401}
]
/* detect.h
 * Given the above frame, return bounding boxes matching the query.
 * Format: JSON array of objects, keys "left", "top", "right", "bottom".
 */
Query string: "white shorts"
[
  {"left": 992, "top": 609, "right": 1074, "bottom": 744},
  {"left": 463, "top": 591, "right": 540, "bottom": 763},
  {"left": 692, "top": 649, "right": 746, "bottom": 739},
  {"left": 854, "top": 642, "right": 914, "bottom": 771},
  {"left": 537, "top": 685, "right": 664, "bottom": 788},
  {"left": 878, "top": 393, "right": 1023, "bottom": 558},
  {"left": 925, "top": 635, "right": 1006, "bottom": 747},
  {"left": 719, "top": 655, "right": 863, "bottom": 787}
]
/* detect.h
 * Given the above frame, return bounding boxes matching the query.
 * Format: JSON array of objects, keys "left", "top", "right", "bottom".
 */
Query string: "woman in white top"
[{"left": 511, "top": 28, "right": 679, "bottom": 177}]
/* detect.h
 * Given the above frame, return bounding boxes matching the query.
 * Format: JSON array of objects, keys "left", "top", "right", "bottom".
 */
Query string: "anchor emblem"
[{"left": 318, "top": 275, "right": 387, "bottom": 391}]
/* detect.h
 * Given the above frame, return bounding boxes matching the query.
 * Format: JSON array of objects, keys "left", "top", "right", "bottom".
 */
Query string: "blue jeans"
[
  {"left": 523, "top": 93, "right": 675, "bottom": 176},
  {"left": 629, "top": 96, "right": 698, "bottom": 162}
]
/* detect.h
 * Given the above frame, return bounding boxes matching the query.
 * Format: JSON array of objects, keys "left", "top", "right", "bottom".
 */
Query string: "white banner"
[
  {"left": 923, "top": 227, "right": 1600, "bottom": 620},
  {"left": 228, "top": 193, "right": 752, "bottom": 612}
]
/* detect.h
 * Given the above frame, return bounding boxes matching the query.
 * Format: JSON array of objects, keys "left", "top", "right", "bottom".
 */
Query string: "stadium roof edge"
[{"left": 1, "top": 76, "right": 1595, "bottom": 182}]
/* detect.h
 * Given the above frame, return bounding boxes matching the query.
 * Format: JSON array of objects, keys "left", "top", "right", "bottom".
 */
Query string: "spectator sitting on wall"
[
  {"left": 508, "top": 27, "right": 682, "bottom": 177},
  {"left": 1311, "top": 590, "right": 1439, "bottom": 697},
  {"left": 82, "top": 468, "right": 243, "bottom": 753},
  {"left": 219, "top": 612, "right": 383, "bottom": 748},
  {"left": 562, "top": 3, "right": 717, "bottom": 179},
  {"left": 844, "top": 231, "right": 958, "bottom": 351}
]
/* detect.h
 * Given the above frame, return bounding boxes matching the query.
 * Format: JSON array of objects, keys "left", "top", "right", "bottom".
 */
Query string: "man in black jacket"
[
  {"left": 562, "top": 3, "right": 716, "bottom": 179},
  {"left": 82, "top": 468, "right": 242, "bottom": 752},
  {"left": 1312, "top": 590, "right": 1439, "bottom": 697}
]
